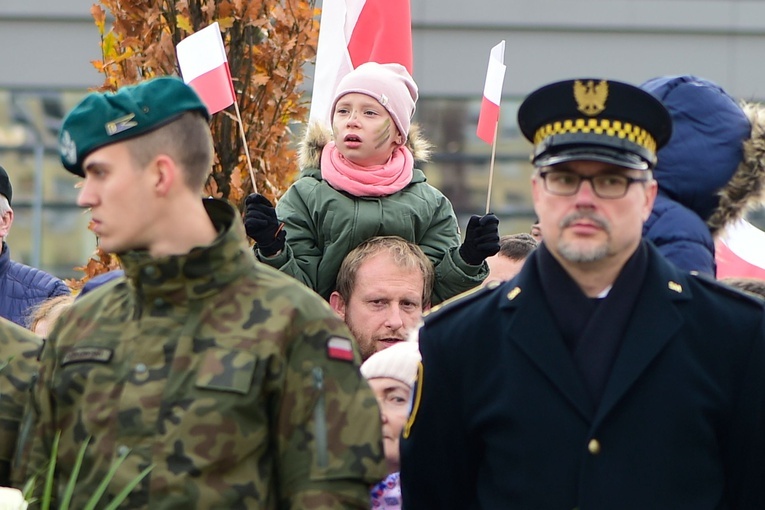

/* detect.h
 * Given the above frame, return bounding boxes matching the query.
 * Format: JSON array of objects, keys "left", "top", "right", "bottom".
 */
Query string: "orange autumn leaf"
[{"left": 75, "top": 0, "right": 316, "bottom": 284}]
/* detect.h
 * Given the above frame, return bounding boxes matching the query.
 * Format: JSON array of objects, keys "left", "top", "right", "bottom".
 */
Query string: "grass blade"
[
  {"left": 41, "top": 431, "right": 60, "bottom": 510},
  {"left": 101, "top": 463, "right": 155, "bottom": 510},
  {"left": 59, "top": 436, "right": 91, "bottom": 509},
  {"left": 81, "top": 448, "right": 129, "bottom": 510}
]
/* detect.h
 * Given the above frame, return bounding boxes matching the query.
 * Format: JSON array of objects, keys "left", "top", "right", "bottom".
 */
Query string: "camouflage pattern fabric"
[
  {"left": 0, "top": 318, "right": 41, "bottom": 487},
  {"left": 19, "top": 199, "right": 386, "bottom": 509}
]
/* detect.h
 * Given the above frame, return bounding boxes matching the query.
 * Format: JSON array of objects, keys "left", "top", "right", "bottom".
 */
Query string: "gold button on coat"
[{"left": 588, "top": 439, "right": 601, "bottom": 455}]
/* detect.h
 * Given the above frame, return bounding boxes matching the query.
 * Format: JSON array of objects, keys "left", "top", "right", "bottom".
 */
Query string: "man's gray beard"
[
  {"left": 557, "top": 240, "right": 609, "bottom": 263},
  {"left": 556, "top": 212, "right": 611, "bottom": 263}
]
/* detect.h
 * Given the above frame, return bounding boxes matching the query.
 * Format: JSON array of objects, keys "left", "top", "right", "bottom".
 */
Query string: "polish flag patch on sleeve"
[{"left": 327, "top": 337, "right": 355, "bottom": 361}]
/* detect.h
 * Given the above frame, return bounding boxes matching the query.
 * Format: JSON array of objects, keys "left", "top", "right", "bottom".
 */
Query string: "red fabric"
[
  {"left": 347, "top": 0, "right": 413, "bottom": 73},
  {"left": 715, "top": 241, "right": 765, "bottom": 280},
  {"left": 477, "top": 96, "right": 500, "bottom": 144},
  {"left": 327, "top": 337, "right": 354, "bottom": 361},
  {"left": 188, "top": 62, "right": 235, "bottom": 115}
]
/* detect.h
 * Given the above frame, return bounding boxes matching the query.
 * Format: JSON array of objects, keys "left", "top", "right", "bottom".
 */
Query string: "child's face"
[{"left": 332, "top": 93, "right": 403, "bottom": 166}]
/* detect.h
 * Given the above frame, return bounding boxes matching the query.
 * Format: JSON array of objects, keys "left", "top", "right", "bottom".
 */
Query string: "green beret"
[{"left": 59, "top": 77, "right": 210, "bottom": 176}]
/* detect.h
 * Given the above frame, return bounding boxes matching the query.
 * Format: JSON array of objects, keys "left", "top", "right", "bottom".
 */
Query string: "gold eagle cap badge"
[{"left": 574, "top": 80, "right": 609, "bottom": 116}]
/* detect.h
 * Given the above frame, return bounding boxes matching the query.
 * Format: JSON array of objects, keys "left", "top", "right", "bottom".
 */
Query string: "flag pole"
[
  {"left": 476, "top": 39, "right": 506, "bottom": 214},
  {"left": 232, "top": 99, "right": 258, "bottom": 194},
  {"left": 485, "top": 117, "right": 500, "bottom": 214}
]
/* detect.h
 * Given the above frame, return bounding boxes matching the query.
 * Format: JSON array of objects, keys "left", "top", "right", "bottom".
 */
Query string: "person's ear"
[
  {"left": 642, "top": 179, "right": 658, "bottom": 222},
  {"left": 329, "top": 291, "right": 346, "bottom": 320},
  {"left": 0, "top": 209, "right": 13, "bottom": 238},
  {"left": 152, "top": 155, "right": 177, "bottom": 196}
]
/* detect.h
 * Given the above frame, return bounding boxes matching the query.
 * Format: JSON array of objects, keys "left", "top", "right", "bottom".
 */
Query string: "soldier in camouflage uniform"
[
  {"left": 0, "top": 318, "right": 41, "bottom": 487},
  {"left": 18, "top": 77, "right": 386, "bottom": 508}
]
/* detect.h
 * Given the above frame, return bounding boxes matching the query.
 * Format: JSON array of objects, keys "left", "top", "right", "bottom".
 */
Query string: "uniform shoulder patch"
[
  {"left": 326, "top": 336, "right": 355, "bottom": 362},
  {"left": 424, "top": 284, "right": 496, "bottom": 325}
]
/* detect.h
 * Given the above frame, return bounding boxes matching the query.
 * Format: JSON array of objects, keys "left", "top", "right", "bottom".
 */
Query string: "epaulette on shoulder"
[
  {"left": 691, "top": 271, "right": 765, "bottom": 307},
  {"left": 423, "top": 280, "right": 501, "bottom": 325}
]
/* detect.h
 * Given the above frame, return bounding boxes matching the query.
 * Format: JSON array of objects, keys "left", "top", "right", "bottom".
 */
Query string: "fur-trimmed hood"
[
  {"left": 640, "top": 76, "right": 765, "bottom": 239},
  {"left": 297, "top": 121, "right": 432, "bottom": 170},
  {"left": 707, "top": 101, "right": 765, "bottom": 236}
]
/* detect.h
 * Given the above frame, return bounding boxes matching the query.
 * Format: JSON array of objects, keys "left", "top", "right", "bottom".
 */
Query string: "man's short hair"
[
  {"left": 125, "top": 111, "right": 213, "bottom": 190},
  {"left": 335, "top": 236, "right": 435, "bottom": 307},
  {"left": 497, "top": 233, "right": 538, "bottom": 261}
]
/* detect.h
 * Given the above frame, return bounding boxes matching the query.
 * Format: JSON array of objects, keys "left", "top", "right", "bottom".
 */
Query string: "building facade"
[{"left": 2, "top": 0, "right": 765, "bottom": 278}]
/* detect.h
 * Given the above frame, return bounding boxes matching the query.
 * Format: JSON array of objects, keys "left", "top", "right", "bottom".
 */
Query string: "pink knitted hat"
[{"left": 331, "top": 62, "right": 418, "bottom": 143}]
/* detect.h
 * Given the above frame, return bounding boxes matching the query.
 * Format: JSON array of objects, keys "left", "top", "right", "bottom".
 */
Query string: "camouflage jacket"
[
  {"left": 21, "top": 199, "right": 386, "bottom": 509},
  {"left": 0, "top": 318, "right": 41, "bottom": 486}
]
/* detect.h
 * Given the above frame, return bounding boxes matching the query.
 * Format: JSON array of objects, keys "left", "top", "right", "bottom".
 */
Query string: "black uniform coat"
[{"left": 400, "top": 241, "right": 765, "bottom": 509}]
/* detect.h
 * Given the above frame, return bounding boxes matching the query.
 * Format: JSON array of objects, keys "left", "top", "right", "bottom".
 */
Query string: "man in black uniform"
[{"left": 400, "top": 78, "right": 765, "bottom": 509}]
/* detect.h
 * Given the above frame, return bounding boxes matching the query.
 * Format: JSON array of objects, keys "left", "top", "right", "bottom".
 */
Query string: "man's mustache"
[{"left": 560, "top": 212, "right": 610, "bottom": 233}]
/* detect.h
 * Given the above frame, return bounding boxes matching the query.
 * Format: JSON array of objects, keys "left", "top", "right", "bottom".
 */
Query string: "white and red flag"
[
  {"left": 308, "top": 0, "right": 413, "bottom": 127},
  {"left": 476, "top": 40, "right": 506, "bottom": 144},
  {"left": 176, "top": 22, "right": 237, "bottom": 115},
  {"left": 715, "top": 218, "right": 765, "bottom": 280}
]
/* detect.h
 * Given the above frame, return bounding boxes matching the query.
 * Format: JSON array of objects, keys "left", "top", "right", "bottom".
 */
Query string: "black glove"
[
  {"left": 459, "top": 213, "right": 500, "bottom": 265},
  {"left": 244, "top": 193, "right": 286, "bottom": 257}
]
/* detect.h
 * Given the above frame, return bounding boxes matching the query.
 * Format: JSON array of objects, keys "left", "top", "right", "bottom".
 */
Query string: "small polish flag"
[
  {"left": 327, "top": 337, "right": 355, "bottom": 362},
  {"left": 176, "top": 22, "right": 236, "bottom": 115},
  {"left": 309, "top": 0, "right": 413, "bottom": 127},
  {"left": 476, "top": 40, "right": 506, "bottom": 144},
  {"left": 716, "top": 218, "right": 765, "bottom": 280}
]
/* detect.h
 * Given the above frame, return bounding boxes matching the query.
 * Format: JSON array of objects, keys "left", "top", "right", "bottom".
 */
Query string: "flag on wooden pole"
[
  {"left": 176, "top": 22, "right": 257, "bottom": 191},
  {"left": 309, "top": 0, "right": 413, "bottom": 127},
  {"left": 476, "top": 40, "right": 506, "bottom": 144},
  {"left": 176, "top": 22, "right": 236, "bottom": 115},
  {"left": 716, "top": 218, "right": 765, "bottom": 279}
]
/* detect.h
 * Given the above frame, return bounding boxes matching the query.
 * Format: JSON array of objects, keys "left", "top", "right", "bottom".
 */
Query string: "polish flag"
[
  {"left": 176, "top": 22, "right": 236, "bottom": 115},
  {"left": 308, "top": 0, "right": 413, "bottom": 127},
  {"left": 327, "top": 337, "right": 355, "bottom": 361},
  {"left": 476, "top": 40, "right": 506, "bottom": 144},
  {"left": 715, "top": 218, "right": 765, "bottom": 279}
]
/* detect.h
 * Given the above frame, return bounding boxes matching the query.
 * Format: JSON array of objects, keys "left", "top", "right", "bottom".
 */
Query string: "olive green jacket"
[
  {"left": 21, "top": 199, "right": 386, "bottom": 509},
  {"left": 259, "top": 125, "right": 488, "bottom": 304},
  {"left": 0, "top": 318, "right": 41, "bottom": 487}
]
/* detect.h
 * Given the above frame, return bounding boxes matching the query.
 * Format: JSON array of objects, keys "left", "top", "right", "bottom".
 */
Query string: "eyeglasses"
[{"left": 538, "top": 170, "right": 650, "bottom": 199}]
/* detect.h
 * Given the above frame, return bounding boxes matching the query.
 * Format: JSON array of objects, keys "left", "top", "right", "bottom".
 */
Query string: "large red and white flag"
[
  {"left": 476, "top": 40, "right": 506, "bottom": 144},
  {"left": 716, "top": 218, "right": 765, "bottom": 280},
  {"left": 309, "top": 0, "right": 413, "bottom": 127},
  {"left": 176, "top": 22, "right": 236, "bottom": 115}
]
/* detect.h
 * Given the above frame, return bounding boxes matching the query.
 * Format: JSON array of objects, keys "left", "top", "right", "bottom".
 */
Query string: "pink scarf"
[{"left": 320, "top": 142, "right": 414, "bottom": 197}]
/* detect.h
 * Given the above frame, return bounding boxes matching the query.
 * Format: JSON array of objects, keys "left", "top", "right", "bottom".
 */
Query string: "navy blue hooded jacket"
[
  {"left": 640, "top": 75, "right": 751, "bottom": 276},
  {"left": 0, "top": 242, "right": 70, "bottom": 327}
]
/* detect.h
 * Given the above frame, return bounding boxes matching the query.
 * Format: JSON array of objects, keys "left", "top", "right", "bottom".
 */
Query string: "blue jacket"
[
  {"left": 640, "top": 75, "right": 751, "bottom": 276},
  {"left": 0, "top": 242, "right": 70, "bottom": 327}
]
